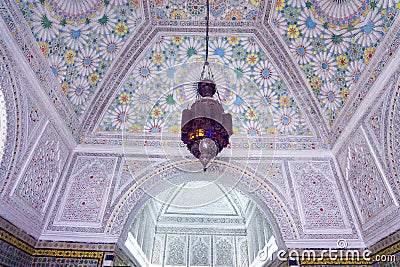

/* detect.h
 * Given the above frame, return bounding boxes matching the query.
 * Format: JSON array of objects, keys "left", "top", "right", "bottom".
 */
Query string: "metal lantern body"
[{"left": 181, "top": 80, "right": 233, "bottom": 171}]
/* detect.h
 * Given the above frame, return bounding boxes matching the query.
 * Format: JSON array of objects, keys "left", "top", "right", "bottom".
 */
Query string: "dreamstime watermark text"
[{"left": 259, "top": 239, "right": 397, "bottom": 263}]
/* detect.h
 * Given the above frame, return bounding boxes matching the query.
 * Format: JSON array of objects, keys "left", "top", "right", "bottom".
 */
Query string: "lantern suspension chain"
[
  {"left": 205, "top": 0, "right": 209, "bottom": 63},
  {"left": 200, "top": 0, "right": 215, "bottom": 82}
]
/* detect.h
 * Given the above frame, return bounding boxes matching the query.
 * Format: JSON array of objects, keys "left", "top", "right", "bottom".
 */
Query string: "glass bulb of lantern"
[{"left": 198, "top": 138, "right": 217, "bottom": 171}]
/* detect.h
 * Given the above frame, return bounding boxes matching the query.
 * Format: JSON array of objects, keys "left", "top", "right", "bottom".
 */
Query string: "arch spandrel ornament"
[
  {"left": 106, "top": 159, "right": 300, "bottom": 248},
  {"left": 386, "top": 74, "right": 400, "bottom": 201},
  {"left": 0, "top": 43, "right": 25, "bottom": 196}
]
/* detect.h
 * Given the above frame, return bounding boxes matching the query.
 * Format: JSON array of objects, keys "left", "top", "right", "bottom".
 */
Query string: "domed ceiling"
[{"left": 13, "top": 0, "right": 399, "bottom": 146}]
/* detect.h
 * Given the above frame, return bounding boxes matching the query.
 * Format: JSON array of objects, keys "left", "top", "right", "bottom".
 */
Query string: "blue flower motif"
[{"left": 210, "top": 3, "right": 225, "bottom": 17}]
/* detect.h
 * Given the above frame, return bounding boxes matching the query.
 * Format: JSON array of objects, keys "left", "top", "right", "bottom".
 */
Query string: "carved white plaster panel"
[
  {"left": 345, "top": 128, "right": 395, "bottom": 225},
  {"left": 151, "top": 234, "right": 165, "bottom": 265},
  {"left": 165, "top": 234, "right": 187, "bottom": 266},
  {"left": 14, "top": 122, "right": 68, "bottom": 215},
  {"left": 214, "top": 236, "right": 235, "bottom": 266},
  {"left": 189, "top": 235, "right": 211, "bottom": 266},
  {"left": 237, "top": 236, "right": 249, "bottom": 267},
  {"left": 56, "top": 156, "right": 118, "bottom": 227},
  {"left": 289, "top": 161, "right": 351, "bottom": 234}
]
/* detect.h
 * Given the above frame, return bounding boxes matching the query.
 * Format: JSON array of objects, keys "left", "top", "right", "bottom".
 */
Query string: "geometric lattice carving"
[
  {"left": 289, "top": 161, "right": 347, "bottom": 231},
  {"left": 166, "top": 235, "right": 187, "bottom": 266},
  {"left": 214, "top": 236, "right": 234, "bottom": 266},
  {"left": 237, "top": 237, "right": 249, "bottom": 267},
  {"left": 346, "top": 128, "right": 393, "bottom": 223},
  {"left": 15, "top": 123, "right": 66, "bottom": 214},
  {"left": 59, "top": 156, "right": 117, "bottom": 224},
  {"left": 151, "top": 234, "right": 164, "bottom": 265}
]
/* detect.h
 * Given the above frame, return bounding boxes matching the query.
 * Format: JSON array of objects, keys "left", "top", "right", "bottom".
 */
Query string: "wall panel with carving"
[
  {"left": 289, "top": 160, "right": 351, "bottom": 233},
  {"left": 336, "top": 125, "right": 399, "bottom": 244}
]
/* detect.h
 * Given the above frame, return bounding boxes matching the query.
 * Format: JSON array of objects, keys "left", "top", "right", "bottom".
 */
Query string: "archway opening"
[{"left": 122, "top": 181, "right": 279, "bottom": 267}]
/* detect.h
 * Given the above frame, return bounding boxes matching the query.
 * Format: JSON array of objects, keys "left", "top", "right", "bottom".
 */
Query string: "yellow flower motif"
[
  {"left": 279, "top": 95, "right": 291, "bottom": 107},
  {"left": 311, "top": 77, "right": 322, "bottom": 89},
  {"left": 129, "top": 125, "right": 142, "bottom": 133},
  {"left": 118, "top": 92, "right": 131, "bottom": 104},
  {"left": 172, "top": 36, "right": 184, "bottom": 45},
  {"left": 364, "top": 47, "right": 375, "bottom": 64},
  {"left": 89, "top": 72, "right": 100, "bottom": 85},
  {"left": 336, "top": 54, "right": 348, "bottom": 69},
  {"left": 130, "top": 0, "right": 139, "bottom": 8},
  {"left": 151, "top": 107, "right": 163, "bottom": 119},
  {"left": 342, "top": 88, "right": 350, "bottom": 101},
  {"left": 228, "top": 37, "right": 240, "bottom": 46},
  {"left": 171, "top": 10, "right": 186, "bottom": 20},
  {"left": 64, "top": 50, "right": 76, "bottom": 65},
  {"left": 38, "top": 42, "right": 50, "bottom": 58},
  {"left": 152, "top": 52, "right": 165, "bottom": 65},
  {"left": 61, "top": 82, "right": 68, "bottom": 95},
  {"left": 246, "top": 53, "right": 259, "bottom": 66},
  {"left": 287, "top": 25, "right": 299, "bottom": 39},
  {"left": 169, "top": 125, "right": 181, "bottom": 133},
  {"left": 245, "top": 109, "right": 257, "bottom": 120},
  {"left": 250, "top": 0, "right": 259, "bottom": 6},
  {"left": 115, "top": 22, "right": 128, "bottom": 35},
  {"left": 275, "top": 0, "right": 285, "bottom": 11},
  {"left": 266, "top": 127, "right": 279, "bottom": 135}
]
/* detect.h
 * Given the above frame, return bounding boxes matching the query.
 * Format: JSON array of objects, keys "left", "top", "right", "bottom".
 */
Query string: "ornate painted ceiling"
[{"left": 13, "top": 0, "right": 400, "bottom": 142}]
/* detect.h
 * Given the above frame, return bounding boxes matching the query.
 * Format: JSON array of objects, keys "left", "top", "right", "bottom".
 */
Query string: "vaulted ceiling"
[
  {"left": 1, "top": 0, "right": 400, "bottom": 259},
  {"left": 8, "top": 0, "right": 398, "bottom": 145}
]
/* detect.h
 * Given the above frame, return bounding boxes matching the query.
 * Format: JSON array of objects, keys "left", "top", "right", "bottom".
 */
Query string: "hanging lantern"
[
  {"left": 180, "top": 0, "right": 233, "bottom": 171},
  {"left": 181, "top": 79, "right": 233, "bottom": 171}
]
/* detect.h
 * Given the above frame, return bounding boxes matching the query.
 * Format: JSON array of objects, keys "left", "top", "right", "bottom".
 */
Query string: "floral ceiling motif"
[
  {"left": 17, "top": 0, "right": 144, "bottom": 115},
  {"left": 15, "top": 0, "right": 400, "bottom": 131},
  {"left": 271, "top": 0, "right": 400, "bottom": 125},
  {"left": 98, "top": 34, "right": 314, "bottom": 136},
  {"left": 152, "top": 0, "right": 260, "bottom": 22}
]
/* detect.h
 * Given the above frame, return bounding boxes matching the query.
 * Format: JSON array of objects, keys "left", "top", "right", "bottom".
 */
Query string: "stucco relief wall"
[
  {"left": 40, "top": 152, "right": 365, "bottom": 248},
  {"left": 0, "top": 36, "right": 73, "bottom": 238},
  {"left": 336, "top": 75, "right": 400, "bottom": 244},
  {"left": 289, "top": 161, "right": 351, "bottom": 234}
]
